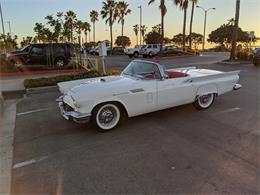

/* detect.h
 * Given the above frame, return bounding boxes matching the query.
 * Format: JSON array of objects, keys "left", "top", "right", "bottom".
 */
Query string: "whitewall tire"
[
  {"left": 92, "top": 103, "right": 121, "bottom": 131},
  {"left": 193, "top": 94, "right": 215, "bottom": 110}
]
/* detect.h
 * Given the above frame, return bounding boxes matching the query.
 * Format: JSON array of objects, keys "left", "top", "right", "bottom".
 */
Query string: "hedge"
[{"left": 24, "top": 70, "right": 120, "bottom": 89}]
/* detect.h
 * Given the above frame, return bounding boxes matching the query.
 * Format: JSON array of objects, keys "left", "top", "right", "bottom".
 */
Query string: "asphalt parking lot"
[{"left": 10, "top": 60, "right": 260, "bottom": 194}]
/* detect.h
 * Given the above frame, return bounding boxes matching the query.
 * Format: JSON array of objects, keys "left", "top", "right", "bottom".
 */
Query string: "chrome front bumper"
[
  {"left": 58, "top": 101, "right": 91, "bottom": 124},
  {"left": 233, "top": 84, "right": 242, "bottom": 90}
]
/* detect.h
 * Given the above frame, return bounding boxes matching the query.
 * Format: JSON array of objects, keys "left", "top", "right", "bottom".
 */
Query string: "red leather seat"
[{"left": 166, "top": 71, "right": 186, "bottom": 79}]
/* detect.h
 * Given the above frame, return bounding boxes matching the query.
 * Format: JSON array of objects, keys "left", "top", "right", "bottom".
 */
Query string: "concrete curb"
[
  {"left": 216, "top": 60, "right": 252, "bottom": 65},
  {"left": 0, "top": 100, "right": 17, "bottom": 195}
]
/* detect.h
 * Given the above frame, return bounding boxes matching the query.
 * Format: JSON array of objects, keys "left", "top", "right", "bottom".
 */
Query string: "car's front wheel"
[
  {"left": 92, "top": 103, "right": 121, "bottom": 131},
  {"left": 55, "top": 57, "right": 66, "bottom": 67},
  {"left": 193, "top": 93, "right": 215, "bottom": 110}
]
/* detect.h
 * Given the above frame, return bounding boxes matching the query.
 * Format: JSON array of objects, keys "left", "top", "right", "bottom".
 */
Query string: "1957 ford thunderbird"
[{"left": 57, "top": 60, "right": 242, "bottom": 131}]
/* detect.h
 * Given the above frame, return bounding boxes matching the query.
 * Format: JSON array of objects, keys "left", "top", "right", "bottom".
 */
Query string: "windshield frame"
[{"left": 122, "top": 60, "right": 164, "bottom": 80}]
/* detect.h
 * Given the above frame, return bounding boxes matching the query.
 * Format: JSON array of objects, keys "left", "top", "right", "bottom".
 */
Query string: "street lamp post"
[
  {"left": 196, "top": 6, "right": 215, "bottom": 52},
  {"left": 138, "top": 6, "right": 142, "bottom": 45},
  {"left": 0, "top": 0, "right": 6, "bottom": 53}
]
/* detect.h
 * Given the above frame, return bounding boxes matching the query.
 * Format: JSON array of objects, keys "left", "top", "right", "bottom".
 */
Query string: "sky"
[{"left": 2, "top": 0, "right": 260, "bottom": 48}]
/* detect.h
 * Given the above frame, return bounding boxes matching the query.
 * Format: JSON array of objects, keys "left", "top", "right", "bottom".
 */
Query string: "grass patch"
[{"left": 24, "top": 70, "right": 120, "bottom": 89}]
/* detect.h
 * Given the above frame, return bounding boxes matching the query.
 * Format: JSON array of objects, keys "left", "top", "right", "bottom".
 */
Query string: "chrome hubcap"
[
  {"left": 198, "top": 94, "right": 214, "bottom": 108},
  {"left": 98, "top": 107, "right": 117, "bottom": 125}
]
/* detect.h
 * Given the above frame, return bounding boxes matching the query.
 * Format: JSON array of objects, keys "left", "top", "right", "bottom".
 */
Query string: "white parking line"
[
  {"left": 16, "top": 108, "right": 49, "bottom": 116},
  {"left": 13, "top": 156, "right": 48, "bottom": 169},
  {"left": 220, "top": 107, "right": 241, "bottom": 113}
]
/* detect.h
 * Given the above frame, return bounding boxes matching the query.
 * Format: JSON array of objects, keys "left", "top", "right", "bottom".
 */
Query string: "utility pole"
[
  {"left": 0, "top": 0, "right": 6, "bottom": 53},
  {"left": 138, "top": 6, "right": 142, "bottom": 45},
  {"left": 196, "top": 6, "right": 216, "bottom": 52},
  {"left": 230, "top": 0, "right": 240, "bottom": 61}
]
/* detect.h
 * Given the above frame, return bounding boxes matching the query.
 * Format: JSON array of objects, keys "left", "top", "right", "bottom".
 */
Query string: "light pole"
[
  {"left": 0, "top": 0, "right": 6, "bottom": 53},
  {"left": 196, "top": 6, "right": 215, "bottom": 52},
  {"left": 138, "top": 6, "right": 142, "bottom": 45}
]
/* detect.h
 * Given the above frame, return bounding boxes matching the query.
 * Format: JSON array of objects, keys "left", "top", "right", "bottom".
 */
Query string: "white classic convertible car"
[{"left": 57, "top": 60, "right": 242, "bottom": 131}]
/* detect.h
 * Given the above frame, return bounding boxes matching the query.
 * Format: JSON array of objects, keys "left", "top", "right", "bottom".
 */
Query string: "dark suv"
[{"left": 7, "top": 43, "right": 76, "bottom": 66}]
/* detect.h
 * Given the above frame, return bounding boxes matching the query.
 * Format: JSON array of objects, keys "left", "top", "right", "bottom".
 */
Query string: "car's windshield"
[
  {"left": 122, "top": 61, "right": 162, "bottom": 80},
  {"left": 17, "top": 45, "right": 30, "bottom": 52}
]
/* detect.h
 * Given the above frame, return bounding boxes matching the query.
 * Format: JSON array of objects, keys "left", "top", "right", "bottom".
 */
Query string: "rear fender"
[{"left": 195, "top": 84, "right": 218, "bottom": 100}]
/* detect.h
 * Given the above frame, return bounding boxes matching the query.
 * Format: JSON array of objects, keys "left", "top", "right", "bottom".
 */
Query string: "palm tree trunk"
[
  {"left": 85, "top": 33, "right": 88, "bottom": 43},
  {"left": 160, "top": 13, "right": 164, "bottom": 52},
  {"left": 182, "top": 8, "right": 187, "bottom": 51},
  {"left": 121, "top": 20, "right": 124, "bottom": 36},
  {"left": 93, "top": 22, "right": 95, "bottom": 43},
  {"left": 110, "top": 24, "right": 113, "bottom": 55},
  {"left": 189, "top": 1, "right": 195, "bottom": 49},
  {"left": 230, "top": 0, "right": 240, "bottom": 60}
]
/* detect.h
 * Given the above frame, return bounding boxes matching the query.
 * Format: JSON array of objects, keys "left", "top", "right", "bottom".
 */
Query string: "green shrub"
[{"left": 24, "top": 70, "right": 120, "bottom": 89}]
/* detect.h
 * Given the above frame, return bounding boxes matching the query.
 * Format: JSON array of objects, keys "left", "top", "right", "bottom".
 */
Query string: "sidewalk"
[{"left": 0, "top": 100, "right": 17, "bottom": 195}]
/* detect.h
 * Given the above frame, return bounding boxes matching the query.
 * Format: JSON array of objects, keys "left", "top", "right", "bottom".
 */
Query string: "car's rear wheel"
[
  {"left": 134, "top": 52, "right": 139, "bottom": 58},
  {"left": 128, "top": 54, "right": 133, "bottom": 58},
  {"left": 148, "top": 52, "right": 154, "bottom": 58},
  {"left": 193, "top": 93, "right": 215, "bottom": 110},
  {"left": 92, "top": 103, "right": 121, "bottom": 131}
]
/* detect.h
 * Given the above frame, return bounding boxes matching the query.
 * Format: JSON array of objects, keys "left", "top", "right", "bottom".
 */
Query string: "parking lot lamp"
[{"left": 196, "top": 6, "right": 216, "bottom": 52}]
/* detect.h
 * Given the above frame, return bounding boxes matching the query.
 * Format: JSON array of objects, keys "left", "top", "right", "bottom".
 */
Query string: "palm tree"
[
  {"left": 90, "top": 10, "right": 99, "bottom": 43},
  {"left": 100, "top": 0, "right": 118, "bottom": 54},
  {"left": 75, "top": 20, "right": 84, "bottom": 46},
  {"left": 133, "top": 25, "right": 139, "bottom": 45},
  {"left": 140, "top": 25, "right": 148, "bottom": 44},
  {"left": 65, "top": 11, "right": 76, "bottom": 42},
  {"left": 148, "top": 0, "right": 167, "bottom": 51},
  {"left": 82, "top": 22, "right": 91, "bottom": 43},
  {"left": 116, "top": 1, "right": 131, "bottom": 36},
  {"left": 189, "top": 0, "right": 198, "bottom": 48},
  {"left": 230, "top": 0, "right": 240, "bottom": 61},
  {"left": 176, "top": 0, "right": 189, "bottom": 51}
]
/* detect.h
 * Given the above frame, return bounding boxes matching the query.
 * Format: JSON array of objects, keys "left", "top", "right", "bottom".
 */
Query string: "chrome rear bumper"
[
  {"left": 58, "top": 102, "right": 91, "bottom": 124},
  {"left": 233, "top": 84, "right": 242, "bottom": 91}
]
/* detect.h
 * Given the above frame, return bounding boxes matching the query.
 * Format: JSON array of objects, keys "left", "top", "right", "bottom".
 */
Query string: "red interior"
[{"left": 166, "top": 71, "right": 187, "bottom": 79}]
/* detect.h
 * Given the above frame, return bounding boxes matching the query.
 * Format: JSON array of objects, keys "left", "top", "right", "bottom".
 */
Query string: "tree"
[
  {"left": 230, "top": 0, "right": 240, "bottom": 60},
  {"left": 144, "top": 31, "right": 161, "bottom": 44},
  {"left": 115, "top": 36, "right": 131, "bottom": 47},
  {"left": 189, "top": 0, "right": 198, "bottom": 48},
  {"left": 172, "top": 33, "right": 184, "bottom": 47},
  {"left": 90, "top": 10, "right": 99, "bottom": 43},
  {"left": 116, "top": 1, "right": 131, "bottom": 36},
  {"left": 20, "top": 36, "right": 33, "bottom": 47},
  {"left": 0, "top": 33, "right": 18, "bottom": 49},
  {"left": 64, "top": 11, "right": 76, "bottom": 42},
  {"left": 82, "top": 22, "right": 91, "bottom": 43},
  {"left": 133, "top": 24, "right": 139, "bottom": 45},
  {"left": 140, "top": 25, "right": 148, "bottom": 44},
  {"left": 177, "top": 0, "right": 189, "bottom": 51},
  {"left": 100, "top": 0, "right": 118, "bottom": 54},
  {"left": 147, "top": 0, "right": 167, "bottom": 51},
  {"left": 152, "top": 24, "right": 161, "bottom": 33},
  {"left": 208, "top": 20, "right": 249, "bottom": 49},
  {"left": 186, "top": 32, "right": 203, "bottom": 49},
  {"left": 75, "top": 20, "right": 84, "bottom": 46}
]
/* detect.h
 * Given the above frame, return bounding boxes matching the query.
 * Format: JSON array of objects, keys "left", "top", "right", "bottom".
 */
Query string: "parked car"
[
  {"left": 161, "top": 46, "right": 184, "bottom": 55},
  {"left": 89, "top": 46, "right": 111, "bottom": 56},
  {"left": 57, "top": 60, "right": 242, "bottom": 131},
  {"left": 253, "top": 47, "right": 260, "bottom": 66},
  {"left": 6, "top": 43, "right": 76, "bottom": 66},
  {"left": 112, "top": 47, "right": 126, "bottom": 55},
  {"left": 125, "top": 45, "right": 146, "bottom": 58},
  {"left": 140, "top": 44, "right": 161, "bottom": 58}
]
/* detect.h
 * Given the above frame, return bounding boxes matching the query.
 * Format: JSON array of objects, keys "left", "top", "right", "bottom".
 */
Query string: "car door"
[
  {"left": 29, "top": 45, "right": 46, "bottom": 64},
  {"left": 157, "top": 76, "right": 196, "bottom": 109}
]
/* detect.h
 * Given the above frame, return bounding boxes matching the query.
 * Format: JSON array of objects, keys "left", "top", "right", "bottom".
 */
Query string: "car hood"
[{"left": 59, "top": 75, "right": 138, "bottom": 98}]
